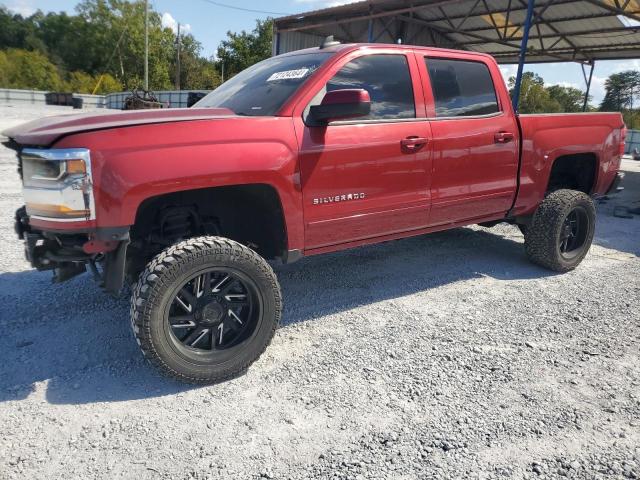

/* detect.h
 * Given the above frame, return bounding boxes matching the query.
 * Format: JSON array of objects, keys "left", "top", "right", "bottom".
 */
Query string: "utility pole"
[
  {"left": 144, "top": 0, "right": 149, "bottom": 91},
  {"left": 221, "top": 61, "right": 224, "bottom": 83},
  {"left": 175, "top": 23, "right": 181, "bottom": 90}
]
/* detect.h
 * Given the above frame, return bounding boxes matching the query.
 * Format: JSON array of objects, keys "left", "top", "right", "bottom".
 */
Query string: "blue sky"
[{"left": 3, "top": 0, "right": 640, "bottom": 104}]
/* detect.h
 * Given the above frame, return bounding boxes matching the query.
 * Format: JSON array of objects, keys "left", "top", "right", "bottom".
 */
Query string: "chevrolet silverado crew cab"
[{"left": 3, "top": 41, "right": 626, "bottom": 384}]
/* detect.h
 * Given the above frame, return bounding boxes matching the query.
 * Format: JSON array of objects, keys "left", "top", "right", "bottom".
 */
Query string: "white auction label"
[{"left": 267, "top": 68, "right": 310, "bottom": 81}]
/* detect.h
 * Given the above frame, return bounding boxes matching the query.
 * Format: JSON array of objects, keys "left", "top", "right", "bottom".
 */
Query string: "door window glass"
[
  {"left": 425, "top": 58, "right": 499, "bottom": 117},
  {"left": 325, "top": 54, "right": 415, "bottom": 120}
]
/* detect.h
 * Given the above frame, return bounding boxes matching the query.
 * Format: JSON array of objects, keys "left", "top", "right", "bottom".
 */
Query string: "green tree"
[
  {"left": 65, "top": 70, "right": 98, "bottom": 93},
  {"left": 64, "top": 71, "right": 121, "bottom": 94},
  {"left": 169, "top": 32, "right": 220, "bottom": 90},
  {"left": 623, "top": 110, "right": 640, "bottom": 129},
  {"left": 0, "top": 7, "right": 41, "bottom": 51},
  {"left": 0, "top": 50, "right": 9, "bottom": 87},
  {"left": 216, "top": 19, "right": 273, "bottom": 78},
  {"left": 95, "top": 73, "right": 123, "bottom": 94},
  {"left": 600, "top": 70, "right": 640, "bottom": 111},
  {"left": 0, "top": 1, "right": 230, "bottom": 93},
  {"left": 180, "top": 55, "right": 222, "bottom": 90},
  {"left": 75, "top": 0, "right": 176, "bottom": 90},
  {"left": 509, "top": 72, "right": 561, "bottom": 113},
  {"left": 27, "top": 11, "right": 86, "bottom": 70},
  {"left": 0, "top": 48, "right": 63, "bottom": 90},
  {"left": 546, "top": 84, "right": 586, "bottom": 112}
]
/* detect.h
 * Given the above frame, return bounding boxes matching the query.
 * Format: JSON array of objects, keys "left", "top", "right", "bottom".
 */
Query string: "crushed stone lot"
[{"left": 0, "top": 104, "right": 639, "bottom": 480}]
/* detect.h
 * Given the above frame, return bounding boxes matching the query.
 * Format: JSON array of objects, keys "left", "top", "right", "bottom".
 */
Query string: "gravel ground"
[{"left": 0, "top": 104, "right": 639, "bottom": 480}]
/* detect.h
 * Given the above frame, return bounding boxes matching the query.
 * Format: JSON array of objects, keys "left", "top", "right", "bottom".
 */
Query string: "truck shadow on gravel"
[{"left": 0, "top": 225, "right": 559, "bottom": 405}]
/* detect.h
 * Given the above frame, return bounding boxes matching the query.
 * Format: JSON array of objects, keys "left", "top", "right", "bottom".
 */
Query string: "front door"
[{"left": 295, "top": 52, "right": 432, "bottom": 250}]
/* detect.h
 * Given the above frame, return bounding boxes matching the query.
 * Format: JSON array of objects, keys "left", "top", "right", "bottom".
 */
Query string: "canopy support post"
[
  {"left": 582, "top": 60, "right": 595, "bottom": 111},
  {"left": 144, "top": 0, "right": 149, "bottom": 91},
  {"left": 512, "top": 0, "right": 536, "bottom": 112}
]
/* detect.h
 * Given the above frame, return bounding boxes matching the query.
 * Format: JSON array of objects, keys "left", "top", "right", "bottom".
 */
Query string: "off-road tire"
[
  {"left": 524, "top": 189, "right": 596, "bottom": 272},
  {"left": 130, "top": 236, "right": 282, "bottom": 384}
]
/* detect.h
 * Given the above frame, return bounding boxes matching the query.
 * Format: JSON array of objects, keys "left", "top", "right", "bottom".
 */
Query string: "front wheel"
[
  {"left": 524, "top": 189, "right": 596, "bottom": 272},
  {"left": 130, "top": 236, "right": 282, "bottom": 384}
]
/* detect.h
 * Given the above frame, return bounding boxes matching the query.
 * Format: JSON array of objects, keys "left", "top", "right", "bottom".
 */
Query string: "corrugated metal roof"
[{"left": 274, "top": 0, "right": 640, "bottom": 63}]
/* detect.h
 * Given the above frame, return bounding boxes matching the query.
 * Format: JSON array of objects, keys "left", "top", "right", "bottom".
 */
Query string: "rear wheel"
[
  {"left": 524, "top": 189, "right": 595, "bottom": 272},
  {"left": 130, "top": 236, "right": 281, "bottom": 383}
]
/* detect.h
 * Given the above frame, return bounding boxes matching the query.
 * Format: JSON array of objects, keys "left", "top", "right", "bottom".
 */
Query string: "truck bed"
[{"left": 513, "top": 112, "right": 625, "bottom": 216}]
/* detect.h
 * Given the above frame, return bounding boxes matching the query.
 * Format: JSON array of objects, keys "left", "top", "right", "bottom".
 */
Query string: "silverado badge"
[{"left": 313, "top": 193, "right": 366, "bottom": 205}]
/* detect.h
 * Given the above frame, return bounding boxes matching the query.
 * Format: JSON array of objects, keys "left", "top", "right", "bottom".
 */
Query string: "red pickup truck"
[{"left": 3, "top": 42, "right": 625, "bottom": 383}]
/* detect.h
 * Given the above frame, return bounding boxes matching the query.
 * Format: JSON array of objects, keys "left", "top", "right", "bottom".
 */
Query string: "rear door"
[
  {"left": 417, "top": 54, "right": 519, "bottom": 226},
  {"left": 293, "top": 51, "right": 432, "bottom": 250}
]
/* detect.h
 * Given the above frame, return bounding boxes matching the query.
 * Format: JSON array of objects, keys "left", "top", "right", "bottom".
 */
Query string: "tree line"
[
  {"left": 510, "top": 71, "right": 639, "bottom": 128},
  {"left": 0, "top": 0, "right": 273, "bottom": 94}
]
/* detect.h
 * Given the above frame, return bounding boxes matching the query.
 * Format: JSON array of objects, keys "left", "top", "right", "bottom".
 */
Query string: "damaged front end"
[
  {"left": 9, "top": 145, "right": 129, "bottom": 294},
  {"left": 15, "top": 207, "right": 129, "bottom": 295},
  {"left": 15, "top": 206, "right": 129, "bottom": 294}
]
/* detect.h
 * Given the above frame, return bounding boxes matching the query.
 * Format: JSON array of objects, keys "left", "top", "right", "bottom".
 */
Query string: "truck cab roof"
[{"left": 277, "top": 42, "right": 496, "bottom": 62}]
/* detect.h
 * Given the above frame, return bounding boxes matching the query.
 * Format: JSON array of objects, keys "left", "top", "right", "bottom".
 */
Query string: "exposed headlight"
[{"left": 20, "top": 148, "right": 94, "bottom": 221}]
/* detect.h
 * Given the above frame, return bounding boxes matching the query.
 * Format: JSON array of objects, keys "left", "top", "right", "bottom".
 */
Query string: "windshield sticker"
[{"left": 267, "top": 68, "right": 310, "bottom": 82}]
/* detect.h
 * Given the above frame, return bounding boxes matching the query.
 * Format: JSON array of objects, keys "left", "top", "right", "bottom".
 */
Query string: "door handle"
[
  {"left": 401, "top": 136, "right": 428, "bottom": 152},
  {"left": 494, "top": 131, "right": 514, "bottom": 143}
]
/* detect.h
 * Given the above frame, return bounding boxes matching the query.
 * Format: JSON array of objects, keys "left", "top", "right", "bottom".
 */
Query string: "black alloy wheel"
[
  {"left": 558, "top": 206, "right": 590, "bottom": 259},
  {"left": 167, "top": 269, "right": 258, "bottom": 354}
]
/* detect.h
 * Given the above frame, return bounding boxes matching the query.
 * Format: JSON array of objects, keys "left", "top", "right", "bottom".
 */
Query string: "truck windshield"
[{"left": 194, "top": 52, "right": 332, "bottom": 116}]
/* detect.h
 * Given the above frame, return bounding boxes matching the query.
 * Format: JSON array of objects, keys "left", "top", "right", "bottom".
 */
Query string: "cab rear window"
[{"left": 425, "top": 58, "right": 499, "bottom": 118}]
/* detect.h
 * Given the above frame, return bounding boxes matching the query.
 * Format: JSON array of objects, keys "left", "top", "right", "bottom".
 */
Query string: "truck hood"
[{"left": 1, "top": 107, "right": 236, "bottom": 147}]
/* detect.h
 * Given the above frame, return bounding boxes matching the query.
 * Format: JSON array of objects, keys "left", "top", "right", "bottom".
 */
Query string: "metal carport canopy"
[{"left": 273, "top": 0, "right": 640, "bottom": 110}]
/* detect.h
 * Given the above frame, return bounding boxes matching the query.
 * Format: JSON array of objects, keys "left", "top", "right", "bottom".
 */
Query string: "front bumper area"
[{"left": 15, "top": 206, "right": 130, "bottom": 294}]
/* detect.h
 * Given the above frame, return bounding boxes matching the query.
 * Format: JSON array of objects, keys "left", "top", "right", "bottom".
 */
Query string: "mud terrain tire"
[
  {"left": 130, "top": 236, "right": 282, "bottom": 384},
  {"left": 524, "top": 189, "right": 596, "bottom": 272}
]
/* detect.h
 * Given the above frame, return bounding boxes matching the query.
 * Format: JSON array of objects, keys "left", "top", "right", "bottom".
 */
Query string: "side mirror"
[{"left": 309, "top": 89, "right": 371, "bottom": 124}]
